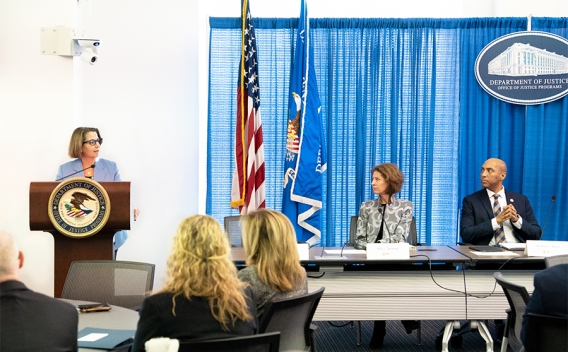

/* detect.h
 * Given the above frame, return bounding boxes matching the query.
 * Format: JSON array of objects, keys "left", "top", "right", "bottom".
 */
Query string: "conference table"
[
  {"left": 231, "top": 245, "right": 544, "bottom": 352},
  {"left": 60, "top": 299, "right": 139, "bottom": 352}
]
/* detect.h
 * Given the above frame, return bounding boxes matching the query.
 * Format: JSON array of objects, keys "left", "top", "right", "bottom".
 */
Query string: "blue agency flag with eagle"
[{"left": 282, "top": 0, "right": 327, "bottom": 245}]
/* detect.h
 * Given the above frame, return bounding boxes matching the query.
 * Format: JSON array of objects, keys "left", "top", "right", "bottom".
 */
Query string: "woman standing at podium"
[
  {"left": 354, "top": 163, "right": 418, "bottom": 348},
  {"left": 56, "top": 127, "right": 138, "bottom": 251}
]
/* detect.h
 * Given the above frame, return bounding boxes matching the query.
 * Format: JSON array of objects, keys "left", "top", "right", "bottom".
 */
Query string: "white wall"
[{"left": 1, "top": 0, "right": 567, "bottom": 296}]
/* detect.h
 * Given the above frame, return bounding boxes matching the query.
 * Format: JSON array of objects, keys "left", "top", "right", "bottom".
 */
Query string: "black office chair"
[
  {"left": 259, "top": 287, "right": 325, "bottom": 352},
  {"left": 224, "top": 215, "right": 243, "bottom": 247},
  {"left": 494, "top": 271, "right": 531, "bottom": 352},
  {"left": 435, "top": 271, "right": 525, "bottom": 351},
  {"left": 349, "top": 215, "right": 358, "bottom": 244},
  {"left": 177, "top": 332, "right": 281, "bottom": 352},
  {"left": 545, "top": 254, "right": 568, "bottom": 268},
  {"left": 523, "top": 313, "right": 568, "bottom": 352},
  {"left": 61, "top": 260, "right": 155, "bottom": 310},
  {"left": 349, "top": 215, "right": 418, "bottom": 246},
  {"left": 408, "top": 216, "right": 418, "bottom": 246}
]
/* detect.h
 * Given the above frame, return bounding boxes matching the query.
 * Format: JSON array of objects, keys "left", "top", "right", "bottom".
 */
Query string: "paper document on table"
[
  {"left": 77, "top": 327, "right": 136, "bottom": 349},
  {"left": 78, "top": 333, "right": 108, "bottom": 342},
  {"left": 471, "top": 250, "right": 519, "bottom": 256},
  {"left": 500, "top": 243, "right": 526, "bottom": 251},
  {"left": 325, "top": 249, "right": 365, "bottom": 255}
]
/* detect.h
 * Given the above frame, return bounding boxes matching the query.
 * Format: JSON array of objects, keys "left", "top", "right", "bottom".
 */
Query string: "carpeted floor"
[{"left": 313, "top": 320, "right": 513, "bottom": 352}]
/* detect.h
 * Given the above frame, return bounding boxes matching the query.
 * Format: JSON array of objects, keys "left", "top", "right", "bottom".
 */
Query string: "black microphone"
[
  {"left": 384, "top": 214, "right": 404, "bottom": 242},
  {"left": 315, "top": 235, "right": 346, "bottom": 260},
  {"left": 541, "top": 195, "right": 556, "bottom": 237},
  {"left": 56, "top": 164, "right": 96, "bottom": 181},
  {"left": 340, "top": 241, "right": 349, "bottom": 257},
  {"left": 372, "top": 202, "right": 387, "bottom": 243}
]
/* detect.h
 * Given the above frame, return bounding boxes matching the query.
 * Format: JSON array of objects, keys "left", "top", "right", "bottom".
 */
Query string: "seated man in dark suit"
[
  {"left": 0, "top": 230, "right": 78, "bottom": 352},
  {"left": 521, "top": 263, "right": 568, "bottom": 345},
  {"left": 459, "top": 158, "right": 542, "bottom": 345},
  {"left": 460, "top": 158, "right": 541, "bottom": 246}
]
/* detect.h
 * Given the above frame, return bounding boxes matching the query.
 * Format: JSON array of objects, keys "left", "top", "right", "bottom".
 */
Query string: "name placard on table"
[
  {"left": 297, "top": 243, "right": 310, "bottom": 260},
  {"left": 526, "top": 240, "right": 568, "bottom": 257},
  {"left": 366, "top": 243, "right": 410, "bottom": 260}
]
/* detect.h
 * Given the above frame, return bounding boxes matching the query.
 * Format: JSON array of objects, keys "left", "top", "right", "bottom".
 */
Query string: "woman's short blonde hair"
[
  {"left": 158, "top": 214, "right": 252, "bottom": 330},
  {"left": 373, "top": 163, "right": 404, "bottom": 198},
  {"left": 68, "top": 127, "right": 101, "bottom": 158},
  {"left": 241, "top": 209, "right": 305, "bottom": 291}
]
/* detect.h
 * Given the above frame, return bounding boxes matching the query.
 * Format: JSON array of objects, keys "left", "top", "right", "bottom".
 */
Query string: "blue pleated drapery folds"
[{"left": 207, "top": 17, "right": 568, "bottom": 246}]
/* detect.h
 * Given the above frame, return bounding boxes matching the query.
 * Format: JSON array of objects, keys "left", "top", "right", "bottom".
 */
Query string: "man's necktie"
[{"left": 493, "top": 194, "right": 506, "bottom": 243}]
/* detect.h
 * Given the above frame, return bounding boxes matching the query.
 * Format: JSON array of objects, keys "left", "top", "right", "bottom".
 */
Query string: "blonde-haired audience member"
[
  {"left": 238, "top": 209, "right": 308, "bottom": 318},
  {"left": 131, "top": 215, "right": 257, "bottom": 352}
]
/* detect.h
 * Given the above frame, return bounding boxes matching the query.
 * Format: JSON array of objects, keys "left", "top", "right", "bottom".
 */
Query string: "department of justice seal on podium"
[{"left": 48, "top": 177, "right": 111, "bottom": 238}]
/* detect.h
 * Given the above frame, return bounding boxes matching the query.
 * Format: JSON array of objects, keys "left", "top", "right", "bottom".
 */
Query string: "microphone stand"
[
  {"left": 56, "top": 164, "right": 96, "bottom": 182},
  {"left": 541, "top": 195, "right": 556, "bottom": 237}
]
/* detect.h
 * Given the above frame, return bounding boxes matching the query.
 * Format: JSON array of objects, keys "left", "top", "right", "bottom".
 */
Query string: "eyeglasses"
[{"left": 83, "top": 138, "right": 103, "bottom": 146}]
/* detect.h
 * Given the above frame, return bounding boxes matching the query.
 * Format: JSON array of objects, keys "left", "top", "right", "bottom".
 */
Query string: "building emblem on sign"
[{"left": 475, "top": 31, "right": 568, "bottom": 105}]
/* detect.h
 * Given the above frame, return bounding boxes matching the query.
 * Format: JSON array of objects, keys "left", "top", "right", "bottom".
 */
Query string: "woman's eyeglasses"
[{"left": 83, "top": 138, "right": 103, "bottom": 146}]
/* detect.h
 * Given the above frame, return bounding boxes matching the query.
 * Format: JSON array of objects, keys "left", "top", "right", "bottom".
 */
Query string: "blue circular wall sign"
[{"left": 475, "top": 31, "right": 568, "bottom": 105}]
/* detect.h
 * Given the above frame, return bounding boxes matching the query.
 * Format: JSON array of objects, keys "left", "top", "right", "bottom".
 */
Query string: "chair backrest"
[
  {"left": 259, "top": 287, "right": 325, "bottom": 352},
  {"left": 349, "top": 216, "right": 358, "bottom": 244},
  {"left": 408, "top": 216, "right": 418, "bottom": 245},
  {"left": 349, "top": 215, "right": 418, "bottom": 245},
  {"left": 523, "top": 312, "right": 568, "bottom": 352},
  {"left": 545, "top": 254, "right": 568, "bottom": 268},
  {"left": 224, "top": 215, "right": 243, "bottom": 247},
  {"left": 61, "top": 260, "right": 155, "bottom": 310},
  {"left": 177, "top": 332, "right": 280, "bottom": 352},
  {"left": 494, "top": 272, "right": 531, "bottom": 352}
]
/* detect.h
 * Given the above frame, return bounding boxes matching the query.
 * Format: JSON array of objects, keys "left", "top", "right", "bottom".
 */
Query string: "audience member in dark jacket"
[{"left": 0, "top": 230, "right": 78, "bottom": 352}]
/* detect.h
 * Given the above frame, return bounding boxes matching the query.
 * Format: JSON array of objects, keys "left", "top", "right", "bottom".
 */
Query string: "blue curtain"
[
  {"left": 458, "top": 18, "right": 568, "bottom": 240},
  {"left": 208, "top": 17, "right": 568, "bottom": 245},
  {"left": 523, "top": 19, "right": 568, "bottom": 240}
]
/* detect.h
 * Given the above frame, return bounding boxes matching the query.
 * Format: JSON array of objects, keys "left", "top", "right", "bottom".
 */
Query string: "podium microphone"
[
  {"left": 541, "top": 195, "right": 556, "bottom": 237},
  {"left": 56, "top": 164, "right": 96, "bottom": 181}
]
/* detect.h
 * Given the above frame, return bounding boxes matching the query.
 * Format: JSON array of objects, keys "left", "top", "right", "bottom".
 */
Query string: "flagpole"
[{"left": 239, "top": 0, "right": 248, "bottom": 205}]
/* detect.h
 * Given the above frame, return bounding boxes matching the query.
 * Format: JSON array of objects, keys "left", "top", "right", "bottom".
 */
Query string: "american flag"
[
  {"left": 64, "top": 203, "right": 92, "bottom": 218},
  {"left": 286, "top": 120, "right": 300, "bottom": 152},
  {"left": 67, "top": 210, "right": 86, "bottom": 218},
  {"left": 230, "top": 0, "right": 265, "bottom": 214}
]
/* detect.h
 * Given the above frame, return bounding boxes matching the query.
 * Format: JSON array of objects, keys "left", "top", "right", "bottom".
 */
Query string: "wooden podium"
[{"left": 29, "top": 181, "right": 130, "bottom": 297}]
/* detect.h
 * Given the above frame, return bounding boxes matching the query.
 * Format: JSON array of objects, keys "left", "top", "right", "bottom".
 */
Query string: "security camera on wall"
[
  {"left": 39, "top": 27, "right": 101, "bottom": 65},
  {"left": 77, "top": 39, "right": 100, "bottom": 65},
  {"left": 77, "top": 39, "right": 100, "bottom": 49}
]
